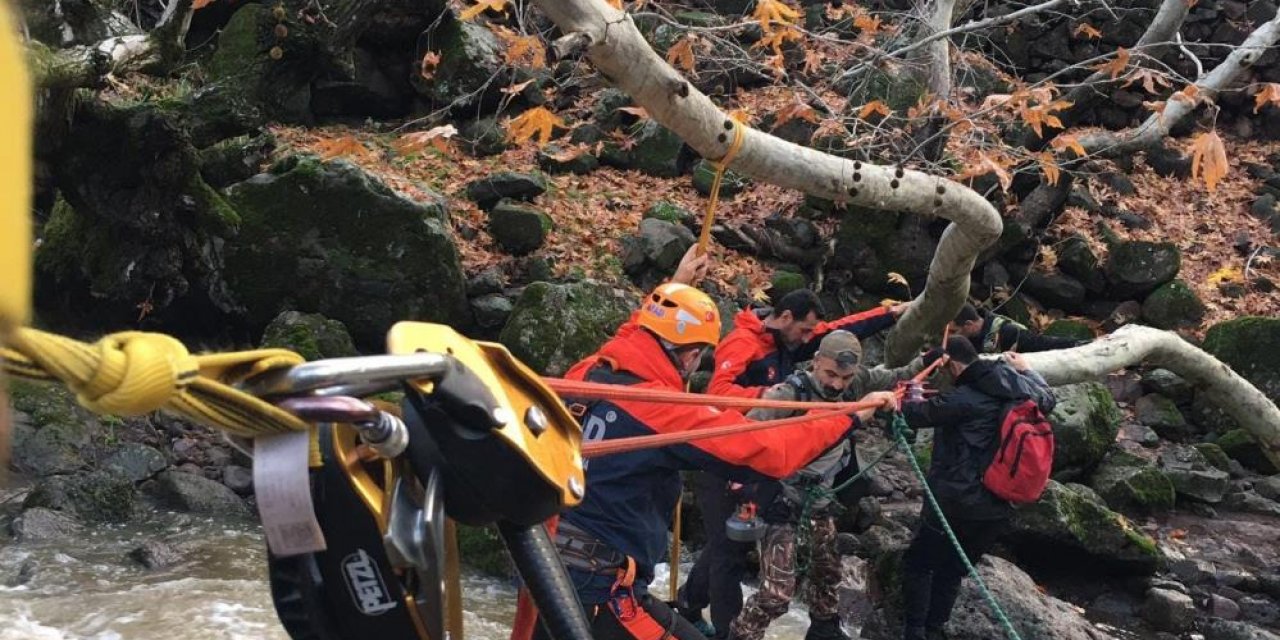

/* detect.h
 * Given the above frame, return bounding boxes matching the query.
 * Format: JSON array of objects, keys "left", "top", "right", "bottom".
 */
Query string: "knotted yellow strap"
[
  {"left": 2, "top": 327, "right": 309, "bottom": 438},
  {"left": 696, "top": 120, "right": 747, "bottom": 257}
]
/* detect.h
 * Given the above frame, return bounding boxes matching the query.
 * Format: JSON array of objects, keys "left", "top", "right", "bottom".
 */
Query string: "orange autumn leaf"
[
  {"left": 420, "top": 51, "right": 441, "bottom": 80},
  {"left": 773, "top": 99, "right": 820, "bottom": 128},
  {"left": 1254, "top": 83, "right": 1280, "bottom": 113},
  {"left": 394, "top": 125, "right": 458, "bottom": 156},
  {"left": 494, "top": 26, "right": 547, "bottom": 69},
  {"left": 802, "top": 48, "right": 825, "bottom": 75},
  {"left": 193, "top": 0, "right": 215, "bottom": 9},
  {"left": 605, "top": 0, "right": 623, "bottom": 7},
  {"left": 728, "top": 108, "right": 754, "bottom": 125},
  {"left": 753, "top": 0, "right": 802, "bottom": 34},
  {"left": 1050, "top": 135, "right": 1086, "bottom": 157},
  {"left": 1072, "top": 22, "right": 1102, "bottom": 39},
  {"left": 315, "top": 135, "right": 372, "bottom": 161},
  {"left": 1169, "top": 529, "right": 1188, "bottom": 540},
  {"left": 1124, "top": 68, "right": 1173, "bottom": 95},
  {"left": 1091, "top": 47, "right": 1130, "bottom": 80},
  {"left": 505, "top": 106, "right": 567, "bottom": 147},
  {"left": 853, "top": 13, "right": 882, "bottom": 35},
  {"left": 666, "top": 35, "right": 699, "bottom": 74},
  {"left": 858, "top": 100, "right": 891, "bottom": 119},
  {"left": 459, "top": 0, "right": 508, "bottom": 21},
  {"left": 1036, "top": 152, "right": 1061, "bottom": 186},
  {"left": 1189, "top": 130, "right": 1228, "bottom": 193}
]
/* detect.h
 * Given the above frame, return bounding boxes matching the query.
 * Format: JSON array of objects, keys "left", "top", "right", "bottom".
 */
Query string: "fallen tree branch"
[
  {"left": 532, "top": 0, "right": 1003, "bottom": 366},
  {"left": 1024, "top": 325, "right": 1280, "bottom": 468},
  {"left": 27, "top": 0, "right": 195, "bottom": 89}
]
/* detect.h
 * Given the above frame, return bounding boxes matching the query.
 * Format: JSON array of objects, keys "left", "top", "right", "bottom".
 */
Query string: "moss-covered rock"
[
  {"left": 260, "top": 310, "right": 359, "bottom": 361},
  {"left": 471, "top": 295, "right": 514, "bottom": 330},
  {"left": 1057, "top": 236, "right": 1107, "bottom": 294},
  {"left": 8, "top": 379, "right": 95, "bottom": 477},
  {"left": 625, "top": 218, "right": 697, "bottom": 278},
  {"left": 410, "top": 19, "right": 504, "bottom": 111},
  {"left": 144, "top": 470, "right": 250, "bottom": 517},
  {"left": 769, "top": 270, "right": 808, "bottom": 299},
  {"left": 1193, "top": 443, "right": 1232, "bottom": 472},
  {"left": 643, "top": 201, "right": 695, "bottom": 226},
  {"left": 24, "top": 470, "right": 138, "bottom": 523},
  {"left": 1105, "top": 241, "right": 1180, "bottom": 299},
  {"left": 1048, "top": 383, "right": 1123, "bottom": 481},
  {"left": 1007, "top": 481, "right": 1162, "bottom": 574},
  {"left": 537, "top": 144, "right": 598, "bottom": 175},
  {"left": 1135, "top": 393, "right": 1192, "bottom": 440},
  {"left": 499, "top": 281, "right": 637, "bottom": 375},
  {"left": 466, "top": 172, "right": 548, "bottom": 210},
  {"left": 1044, "top": 319, "right": 1094, "bottom": 341},
  {"left": 691, "top": 160, "right": 750, "bottom": 198},
  {"left": 1088, "top": 449, "right": 1175, "bottom": 515},
  {"left": 1142, "top": 280, "right": 1206, "bottom": 330},
  {"left": 455, "top": 524, "right": 511, "bottom": 576},
  {"left": 838, "top": 67, "right": 928, "bottom": 114},
  {"left": 488, "top": 200, "right": 551, "bottom": 256},
  {"left": 198, "top": 132, "right": 276, "bottom": 189},
  {"left": 1214, "top": 429, "right": 1279, "bottom": 474},
  {"left": 1158, "top": 444, "right": 1230, "bottom": 504},
  {"left": 37, "top": 102, "right": 240, "bottom": 332},
  {"left": 461, "top": 117, "right": 511, "bottom": 157},
  {"left": 223, "top": 157, "right": 469, "bottom": 346},
  {"left": 831, "top": 206, "right": 936, "bottom": 295},
  {"left": 207, "top": 4, "right": 314, "bottom": 122},
  {"left": 1203, "top": 317, "right": 1280, "bottom": 405},
  {"left": 600, "top": 121, "right": 687, "bottom": 178}
]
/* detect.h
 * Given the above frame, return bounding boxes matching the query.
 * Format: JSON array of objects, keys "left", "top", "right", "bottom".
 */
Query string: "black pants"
[
  {"left": 533, "top": 593, "right": 705, "bottom": 640},
  {"left": 900, "top": 507, "right": 1005, "bottom": 634},
  {"left": 679, "top": 471, "right": 749, "bottom": 639}
]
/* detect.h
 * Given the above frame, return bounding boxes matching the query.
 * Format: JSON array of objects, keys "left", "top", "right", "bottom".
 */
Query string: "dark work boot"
[
  {"left": 902, "top": 626, "right": 927, "bottom": 640},
  {"left": 804, "top": 616, "right": 851, "bottom": 640}
]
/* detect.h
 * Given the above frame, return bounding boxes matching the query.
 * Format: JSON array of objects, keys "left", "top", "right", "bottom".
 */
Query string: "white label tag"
[{"left": 254, "top": 430, "right": 327, "bottom": 556}]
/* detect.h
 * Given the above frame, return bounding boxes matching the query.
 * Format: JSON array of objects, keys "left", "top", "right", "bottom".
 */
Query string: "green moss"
[
  {"left": 1193, "top": 443, "right": 1232, "bottom": 472},
  {"left": 644, "top": 201, "right": 690, "bottom": 224},
  {"left": 1049, "top": 383, "right": 1122, "bottom": 479},
  {"left": 849, "top": 68, "right": 928, "bottom": 114},
  {"left": 769, "top": 271, "right": 808, "bottom": 299},
  {"left": 1141, "top": 280, "right": 1206, "bottom": 330},
  {"left": 498, "top": 281, "right": 636, "bottom": 376},
  {"left": 261, "top": 311, "right": 358, "bottom": 361},
  {"left": 24, "top": 471, "right": 138, "bottom": 523},
  {"left": 1089, "top": 450, "right": 1175, "bottom": 515},
  {"left": 1012, "top": 481, "right": 1162, "bottom": 573},
  {"left": 1214, "top": 429, "right": 1279, "bottom": 474},
  {"left": 1203, "top": 317, "right": 1280, "bottom": 404},
  {"left": 692, "top": 160, "right": 749, "bottom": 198},
  {"left": 1044, "top": 319, "right": 1094, "bottom": 341},
  {"left": 454, "top": 524, "right": 511, "bottom": 576}
]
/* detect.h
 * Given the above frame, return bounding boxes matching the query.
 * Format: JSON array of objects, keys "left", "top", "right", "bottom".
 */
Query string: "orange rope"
[{"left": 581, "top": 407, "right": 862, "bottom": 458}]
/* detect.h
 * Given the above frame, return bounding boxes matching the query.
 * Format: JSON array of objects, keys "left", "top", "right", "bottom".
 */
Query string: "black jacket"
[
  {"left": 971, "top": 312, "right": 1085, "bottom": 354},
  {"left": 902, "top": 360, "right": 1056, "bottom": 521}
]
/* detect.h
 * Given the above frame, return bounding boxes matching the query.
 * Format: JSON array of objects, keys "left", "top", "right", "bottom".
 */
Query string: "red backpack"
[{"left": 983, "top": 400, "right": 1055, "bottom": 504}]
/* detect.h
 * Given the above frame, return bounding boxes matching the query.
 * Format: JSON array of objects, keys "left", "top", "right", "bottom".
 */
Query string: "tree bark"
[
  {"left": 1024, "top": 325, "right": 1280, "bottom": 469},
  {"left": 1078, "top": 11, "right": 1280, "bottom": 156},
  {"left": 531, "top": 0, "right": 1003, "bottom": 366},
  {"left": 27, "top": 0, "right": 195, "bottom": 89}
]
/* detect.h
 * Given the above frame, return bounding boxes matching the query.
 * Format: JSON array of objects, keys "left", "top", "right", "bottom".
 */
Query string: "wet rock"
[
  {"left": 103, "top": 444, "right": 169, "bottom": 483},
  {"left": 1201, "top": 619, "right": 1280, "bottom": 640},
  {"left": 222, "top": 465, "right": 254, "bottom": 495},
  {"left": 471, "top": 294, "right": 514, "bottom": 330},
  {"left": 466, "top": 268, "right": 507, "bottom": 296},
  {"left": 1253, "top": 475, "right": 1280, "bottom": 501},
  {"left": 10, "top": 507, "right": 83, "bottom": 542},
  {"left": 1007, "top": 481, "right": 1162, "bottom": 574},
  {"left": 1221, "top": 491, "right": 1280, "bottom": 517},
  {"left": 1135, "top": 393, "right": 1192, "bottom": 440},
  {"left": 1159, "top": 445, "right": 1230, "bottom": 503},
  {"left": 1142, "top": 280, "right": 1206, "bottom": 330},
  {"left": 941, "top": 555, "right": 1116, "bottom": 639},
  {"left": 1105, "top": 241, "right": 1181, "bottom": 299},
  {"left": 1143, "top": 587, "right": 1195, "bottom": 632},
  {"left": 499, "top": 281, "right": 636, "bottom": 375},
  {"left": 1088, "top": 449, "right": 1175, "bottom": 515},
  {"left": 599, "top": 121, "right": 687, "bottom": 178},
  {"left": 466, "top": 172, "right": 548, "bottom": 211},
  {"left": 223, "top": 157, "right": 469, "bottom": 345},
  {"left": 1212, "top": 593, "right": 1243, "bottom": 620},
  {"left": 488, "top": 200, "right": 551, "bottom": 256},
  {"left": 8, "top": 380, "right": 93, "bottom": 477},
  {"left": 128, "top": 540, "right": 181, "bottom": 570},
  {"left": 1214, "top": 429, "right": 1279, "bottom": 475},
  {"left": 260, "top": 311, "right": 358, "bottom": 361},
  {"left": 24, "top": 471, "right": 137, "bottom": 523},
  {"left": 146, "top": 471, "right": 249, "bottom": 517},
  {"left": 1048, "top": 383, "right": 1123, "bottom": 481},
  {"left": 1142, "top": 369, "right": 1193, "bottom": 403}
]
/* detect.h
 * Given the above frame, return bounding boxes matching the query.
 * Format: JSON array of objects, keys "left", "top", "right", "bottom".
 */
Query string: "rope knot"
[{"left": 74, "top": 331, "right": 198, "bottom": 416}]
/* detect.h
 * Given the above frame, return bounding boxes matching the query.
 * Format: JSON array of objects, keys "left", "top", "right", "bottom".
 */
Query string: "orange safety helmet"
[{"left": 637, "top": 283, "right": 721, "bottom": 347}]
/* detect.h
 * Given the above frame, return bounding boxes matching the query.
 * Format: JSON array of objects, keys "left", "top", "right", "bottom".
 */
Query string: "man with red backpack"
[{"left": 897, "top": 338, "right": 1056, "bottom": 640}]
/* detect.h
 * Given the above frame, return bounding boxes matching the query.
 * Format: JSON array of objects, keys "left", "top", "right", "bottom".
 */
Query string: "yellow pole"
[{"left": 669, "top": 499, "right": 682, "bottom": 602}]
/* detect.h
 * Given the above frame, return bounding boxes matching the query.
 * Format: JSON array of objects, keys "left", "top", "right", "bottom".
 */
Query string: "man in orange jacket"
[
  {"left": 680, "top": 290, "right": 908, "bottom": 637},
  {"left": 534, "top": 282, "right": 895, "bottom": 640}
]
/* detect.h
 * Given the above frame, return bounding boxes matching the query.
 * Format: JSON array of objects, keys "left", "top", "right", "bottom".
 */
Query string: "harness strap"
[{"left": 555, "top": 521, "right": 628, "bottom": 575}]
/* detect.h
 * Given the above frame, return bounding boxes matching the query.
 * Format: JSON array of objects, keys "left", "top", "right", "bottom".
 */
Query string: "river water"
[{"left": 0, "top": 511, "right": 816, "bottom": 640}]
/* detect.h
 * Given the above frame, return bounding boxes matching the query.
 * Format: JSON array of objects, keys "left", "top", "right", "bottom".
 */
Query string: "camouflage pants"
[{"left": 728, "top": 516, "right": 841, "bottom": 640}]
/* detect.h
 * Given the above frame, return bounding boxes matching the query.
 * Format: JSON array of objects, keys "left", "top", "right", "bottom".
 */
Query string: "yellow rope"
[
  {"left": 670, "top": 498, "right": 683, "bottom": 602},
  {"left": 696, "top": 121, "right": 747, "bottom": 257},
  {"left": 1, "top": 327, "right": 309, "bottom": 438}
]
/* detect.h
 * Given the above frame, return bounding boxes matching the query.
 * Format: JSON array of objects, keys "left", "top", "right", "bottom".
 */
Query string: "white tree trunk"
[
  {"left": 916, "top": 0, "right": 960, "bottom": 97},
  {"left": 532, "top": 0, "right": 1003, "bottom": 366},
  {"left": 1024, "top": 325, "right": 1280, "bottom": 468},
  {"left": 1079, "top": 11, "right": 1280, "bottom": 155}
]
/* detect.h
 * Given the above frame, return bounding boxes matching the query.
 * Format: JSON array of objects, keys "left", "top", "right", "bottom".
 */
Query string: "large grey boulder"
[
  {"left": 10, "top": 508, "right": 83, "bottom": 542},
  {"left": 941, "top": 556, "right": 1113, "bottom": 639},
  {"left": 1159, "top": 444, "right": 1230, "bottom": 503},
  {"left": 1048, "top": 383, "right": 1123, "bottom": 481},
  {"left": 145, "top": 471, "right": 250, "bottom": 517},
  {"left": 499, "top": 281, "right": 637, "bottom": 375}
]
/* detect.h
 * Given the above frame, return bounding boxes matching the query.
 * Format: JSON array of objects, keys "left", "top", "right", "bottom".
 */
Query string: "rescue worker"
[
  {"left": 726, "top": 330, "right": 927, "bottom": 640},
  {"left": 534, "top": 283, "right": 897, "bottom": 640},
  {"left": 950, "top": 303, "right": 1086, "bottom": 354},
  {"left": 681, "top": 292, "right": 909, "bottom": 637},
  {"left": 898, "top": 339, "right": 1055, "bottom": 640}
]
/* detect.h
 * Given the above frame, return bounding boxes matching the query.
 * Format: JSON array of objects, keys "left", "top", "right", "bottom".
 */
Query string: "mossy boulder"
[
  {"left": 626, "top": 218, "right": 696, "bottom": 276},
  {"left": 1135, "top": 393, "right": 1192, "bottom": 440},
  {"left": 260, "top": 310, "right": 359, "bottom": 361},
  {"left": 8, "top": 379, "right": 95, "bottom": 477},
  {"left": 461, "top": 117, "right": 511, "bottom": 157},
  {"left": 103, "top": 444, "right": 169, "bottom": 483},
  {"left": 410, "top": 19, "right": 505, "bottom": 111},
  {"left": 1214, "top": 429, "right": 1279, "bottom": 474},
  {"left": 1203, "top": 317, "right": 1280, "bottom": 405},
  {"left": 198, "top": 133, "right": 276, "bottom": 189},
  {"left": 1088, "top": 449, "right": 1175, "bottom": 515},
  {"left": 471, "top": 295, "right": 514, "bottom": 330},
  {"left": 1193, "top": 443, "right": 1232, "bottom": 472},
  {"left": 643, "top": 201, "right": 695, "bottom": 226},
  {"left": 1105, "top": 241, "right": 1180, "bottom": 299},
  {"left": 1141, "top": 280, "right": 1206, "bottom": 330},
  {"left": 831, "top": 207, "right": 936, "bottom": 295},
  {"left": 466, "top": 172, "right": 548, "bottom": 210},
  {"left": 24, "top": 470, "right": 138, "bottom": 523},
  {"left": 1007, "top": 481, "right": 1162, "bottom": 574},
  {"left": 1057, "top": 236, "right": 1107, "bottom": 294},
  {"left": 692, "top": 160, "right": 750, "bottom": 198},
  {"left": 37, "top": 102, "right": 240, "bottom": 332},
  {"left": 455, "top": 524, "right": 511, "bottom": 576},
  {"left": 600, "top": 121, "right": 687, "bottom": 178},
  {"left": 537, "top": 144, "right": 598, "bottom": 175},
  {"left": 207, "top": 4, "right": 314, "bottom": 122},
  {"left": 769, "top": 270, "right": 808, "bottom": 299},
  {"left": 1043, "top": 319, "right": 1094, "bottom": 341},
  {"left": 1048, "top": 383, "right": 1123, "bottom": 481},
  {"left": 223, "top": 157, "right": 469, "bottom": 346},
  {"left": 499, "top": 281, "right": 637, "bottom": 375},
  {"left": 1158, "top": 444, "right": 1230, "bottom": 504},
  {"left": 1141, "top": 369, "right": 1193, "bottom": 403},
  {"left": 488, "top": 200, "right": 551, "bottom": 256}
]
